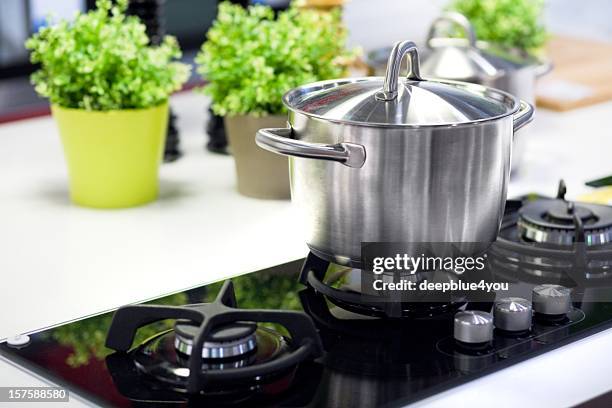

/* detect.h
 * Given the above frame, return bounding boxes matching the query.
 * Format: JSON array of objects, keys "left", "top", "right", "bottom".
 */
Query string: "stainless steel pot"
[{"left": 256, "top": 40, "right": 534, "bottom": 266}]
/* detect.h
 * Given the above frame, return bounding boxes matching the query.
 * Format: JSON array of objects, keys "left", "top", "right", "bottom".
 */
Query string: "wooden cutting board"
[{"left": 536, "top": 35, "right": 612, "bottom": 111}]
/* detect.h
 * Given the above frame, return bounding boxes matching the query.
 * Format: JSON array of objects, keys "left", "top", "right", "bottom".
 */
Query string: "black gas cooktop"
[{"left": 2, "top": 188, "right": 612, "bottom": 407}]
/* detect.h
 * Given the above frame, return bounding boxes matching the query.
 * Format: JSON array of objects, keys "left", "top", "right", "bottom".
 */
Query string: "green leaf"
[
  {"left": 195, "top": 2, "right": 357, "bottom": 116},
  {"left": 447, "top": 0, "right": 547, "bottom": 55},
  {"left": 25, "top": 0, "right": 190, "bottom": 110}
]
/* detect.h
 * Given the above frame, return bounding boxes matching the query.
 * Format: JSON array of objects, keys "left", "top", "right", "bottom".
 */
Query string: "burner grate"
[
  {"left": 105, "top": 280, "right": 322, "bottom": 393},
  {"left": 299, "top": 252, "right": 466, "bottom": 319}
]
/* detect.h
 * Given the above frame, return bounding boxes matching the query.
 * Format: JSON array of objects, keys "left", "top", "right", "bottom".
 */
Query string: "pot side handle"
[
  {"left": 256, "top": 127, "right": 366, "bottom": 168},
  {"left": 513, "top": 100, "right": 535, "bottom": 133}
]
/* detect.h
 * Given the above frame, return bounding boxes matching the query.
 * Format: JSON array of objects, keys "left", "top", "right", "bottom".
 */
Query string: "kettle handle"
[
  {"left": 256, "top": 127, "right": 366, "bottom": 168},
  {"left": 375, "top": 40, "right": 422, "bottom": 101},
  {"left": 426, "top": 12, "right": 477, "bottom": 48},
  {"left": 513, "top": 100, "right": 535, "bottom": 132}
]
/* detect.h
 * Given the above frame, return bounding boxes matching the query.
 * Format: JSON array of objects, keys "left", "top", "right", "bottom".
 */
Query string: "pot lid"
[
  {"left": 283, "top": 41, "right": 519, "bottom": 127},
  {"left": 420, "top": 13, "right": 537, "bottom": 82}
]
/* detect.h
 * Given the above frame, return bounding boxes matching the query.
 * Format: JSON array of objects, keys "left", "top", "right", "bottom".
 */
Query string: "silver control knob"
[
  {"left": 532, "top": 284, "right": 571, "bottom": 315},
  {"left": 494, "top": 297, "right": 532, "bottom": 331},
  {"left": 454, "top": 310, "right": 494, "bottom": 344}
]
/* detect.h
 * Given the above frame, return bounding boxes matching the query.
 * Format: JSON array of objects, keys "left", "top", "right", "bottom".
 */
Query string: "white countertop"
[{"left": 0, "top": 91, "right": 611, "bottom": 407}]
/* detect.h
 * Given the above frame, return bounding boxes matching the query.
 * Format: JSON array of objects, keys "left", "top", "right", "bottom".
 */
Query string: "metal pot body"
[
  {"left": 479, "top": 66, "right": 535, "bottom": 104},
  {"left": 482, "top": 67, "right": 534, "bottom": 172},
  {"left": 282, "top": 111, "right": 513, "bottom": 265}
]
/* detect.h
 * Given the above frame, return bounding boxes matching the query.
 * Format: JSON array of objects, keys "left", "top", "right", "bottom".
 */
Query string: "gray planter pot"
[{"left": 224, "top": 114, "right": 290, "bottom": 200}]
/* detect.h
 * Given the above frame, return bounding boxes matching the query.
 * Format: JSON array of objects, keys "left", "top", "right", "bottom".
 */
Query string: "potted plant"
[
  {"left": 26, "top": 0, "right": 190, "bottom": 208},
  {"left": 196, "top": 2, "right": 354, "bottom": 199}
]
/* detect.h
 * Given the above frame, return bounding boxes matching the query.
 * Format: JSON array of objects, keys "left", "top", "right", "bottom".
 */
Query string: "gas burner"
[
  {"left": 174, "top": 321, "right": 257, "bottom": 359},
  {"left": 299, "top": 252, "right": 467, "bottom": 319},
  {"left": 518, "top": 180, "right": 612, "bottom": 246},
  {"left": 490, "top": 181, "right": 612, "bottom": 287},
  {"left": 105, "top": 280, "right": 322, "bottom": 395},
  {"left": 129, "top": 325, "right": 291, "bottom": 390}
]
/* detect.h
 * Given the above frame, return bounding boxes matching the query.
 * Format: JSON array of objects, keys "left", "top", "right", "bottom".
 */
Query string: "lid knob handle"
[
  {"left": 375, "top": 40, "right": 422, "bottom": 101},
  {"left": 426, "top": 12, "right": 477, "bottom": 49}
]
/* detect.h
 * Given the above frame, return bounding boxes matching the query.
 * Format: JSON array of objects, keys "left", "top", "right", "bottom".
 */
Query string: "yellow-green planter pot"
[{"left": 52, "top": 103, "right": 168, "bottom": 208}]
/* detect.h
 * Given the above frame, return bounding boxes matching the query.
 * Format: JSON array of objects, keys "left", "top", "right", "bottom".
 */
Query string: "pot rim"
[{"left": 282, "top": 76, "right": 521, "bottom": 130}]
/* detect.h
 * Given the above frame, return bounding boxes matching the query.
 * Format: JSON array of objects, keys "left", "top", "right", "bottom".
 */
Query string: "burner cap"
[
  {"left": 518, "top": 199, "right": 612, "bottom": 246},
  {"left": 174, "top": 321, "right": 257, "bottom": 359},
  {"left": 546, "top": 204, "right": 594, "bottom": 224}
]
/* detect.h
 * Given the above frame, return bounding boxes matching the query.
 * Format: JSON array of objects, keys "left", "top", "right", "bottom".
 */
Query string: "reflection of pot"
[
  {"left": 420, "top": 12, "right": 551, "bottom": 173},
  {"left": 299, "top": 288, "right": 455, "bottom": 407},
  {"left": 257, "top": 40, "right": 534, "bottom": 266}
]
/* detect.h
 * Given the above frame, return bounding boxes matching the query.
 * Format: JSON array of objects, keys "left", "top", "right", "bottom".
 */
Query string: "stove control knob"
[
  {"left": 532, "top": 284, "right": 571, "bottom": 316},
  {"left": 454, "top": 311, "right": 494, "bottom": 344},
  {"left": 494, "top": 297, "right": 532, "bottom": 332}
]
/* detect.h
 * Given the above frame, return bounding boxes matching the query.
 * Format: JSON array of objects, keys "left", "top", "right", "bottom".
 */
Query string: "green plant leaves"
[
  {"left": 448, "top": 0, "right": 547, "bottom": 55},
  {"left": 25, "top": 0, "right": 190, "bottom": 111},
  {"left": 196, "top": 2, "right": 355, "bottom": 117}
]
